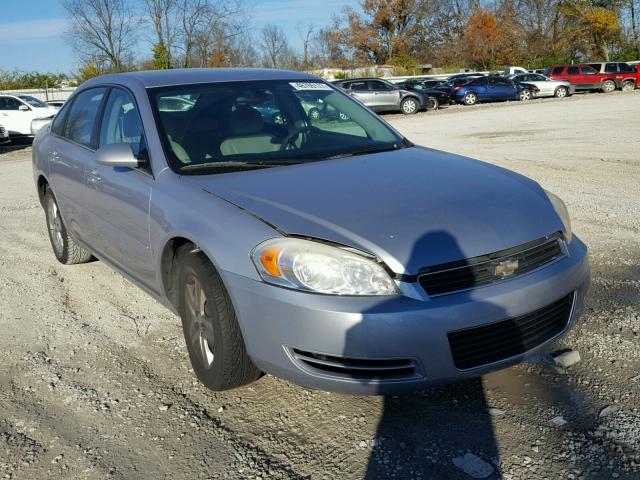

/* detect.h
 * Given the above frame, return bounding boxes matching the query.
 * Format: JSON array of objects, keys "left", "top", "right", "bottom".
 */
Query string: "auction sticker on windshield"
[{"left": 289, "top": 82, "right": 333, "bottom": 90}]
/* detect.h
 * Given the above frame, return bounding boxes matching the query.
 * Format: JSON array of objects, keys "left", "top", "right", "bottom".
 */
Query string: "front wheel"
[
  {"left": 622, "top": 81, "right": 635, "bottom": 92},
  {"left": 43, "top": 188, "right": 92, "bottom": 265},
  {"left": 400, "top": 97, "right": 419, "bottom": 114},
  {"left": 601, "top": 80, "right": 616, "bottom": 93},
  {"left": 554, "top": 86, "right": 569, "bottom": 98},
  {"left": 426, "top": 96, "right": 439, "bottom": 110},
  {"left": 518, "top": 89, "right": 533, "bottom": 101},
  {"left": 463, "top": 92, "right": 477, "bottom": 105},
  {"left": 178, "top": 250, "right": 262, "bottom": 391}
]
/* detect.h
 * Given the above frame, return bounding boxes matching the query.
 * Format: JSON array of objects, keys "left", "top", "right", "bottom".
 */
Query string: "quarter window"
[{"left": 64, "top": 88, "right": 106, "bottom": 148}]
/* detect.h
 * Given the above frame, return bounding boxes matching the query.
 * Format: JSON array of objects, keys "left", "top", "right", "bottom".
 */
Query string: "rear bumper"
[{"left": 224, "top": 236, "right": 590, "bottom": 394}]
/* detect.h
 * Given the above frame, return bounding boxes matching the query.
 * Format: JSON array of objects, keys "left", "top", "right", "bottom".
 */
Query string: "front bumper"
[{"left": 224, "top": 236, "right": 590, "bottom": 394}]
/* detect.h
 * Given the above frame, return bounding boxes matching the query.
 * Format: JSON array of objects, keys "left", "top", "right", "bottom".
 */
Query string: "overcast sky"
[{"left": 0, "top": 0, "right": 351, "bottom": 74}]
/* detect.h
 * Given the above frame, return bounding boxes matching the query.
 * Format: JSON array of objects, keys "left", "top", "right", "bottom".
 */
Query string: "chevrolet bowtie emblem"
[{"left": 493, "top": 259, "right": 519, "bottom": 277}]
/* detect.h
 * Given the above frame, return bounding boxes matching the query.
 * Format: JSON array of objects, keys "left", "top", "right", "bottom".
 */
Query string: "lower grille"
[
  {"left": 419, "top": 233, "right": 565, "bottom": 296},
  {"left": 290, "top": 348, "right": 419, "bottom": 380},
  {"left": 447, "top": 293, "right": 574, "bottom": 370}
]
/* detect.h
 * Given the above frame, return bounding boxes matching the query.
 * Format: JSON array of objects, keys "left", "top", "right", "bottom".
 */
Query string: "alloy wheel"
[
  {"left": 46, "top": 196, "right": 64, "bottom": 256},
  {"left": 602, "top": 81, "right": 616, "bottom": 93},
  {"left": 519, "top": 90, "right": 532, "bottom": 101},
  {"left": 555, "top": 87, "right": 567, "bottom": 98},
  {"left": 184, "top": 274, "right": 215, "bottom": 369},
  {"left": 402, "top": 99, "right": 417, "bottom": 114}
]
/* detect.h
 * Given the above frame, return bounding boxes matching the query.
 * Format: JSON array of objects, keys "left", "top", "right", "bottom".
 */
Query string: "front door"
[
  {"left": 368, "top": 80, "right": 401, "bottom": 111},
  {"left": 84, "top": 87, "right": 156, "bottom": 289}
]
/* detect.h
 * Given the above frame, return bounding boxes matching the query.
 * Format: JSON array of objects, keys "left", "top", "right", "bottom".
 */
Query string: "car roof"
[
  {"left": 334, "top": 77, "right": 391, "bottom": 83},
  {"left": 81, "top": 68, "right": 319, "bottom": 89}
]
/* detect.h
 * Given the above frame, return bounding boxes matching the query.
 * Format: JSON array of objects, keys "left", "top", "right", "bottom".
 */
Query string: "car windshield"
[
  {"left": 17, "top": 95, "right": 48, "bottom": 108},
  {"left": 149, "top": 80, "right": 405, "bottom": 174}
]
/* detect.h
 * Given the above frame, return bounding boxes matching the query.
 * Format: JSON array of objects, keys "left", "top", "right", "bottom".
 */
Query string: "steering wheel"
[{"left": 280, "top": 125, "right": 316, "bottom": 151}]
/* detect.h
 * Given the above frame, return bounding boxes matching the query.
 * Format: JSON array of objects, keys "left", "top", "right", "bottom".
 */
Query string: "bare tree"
[
  {"left": 296, "top": 22, "right": 315, "bottom": 69},
  {"left": 260, "top": 24, "right": 291, "bottom": 68},
  {"left": 62, "top": 0, "right": 138, "bottom": 71},
  {"left": 143, "top": 0, "right": 180, "bottom": 68}
]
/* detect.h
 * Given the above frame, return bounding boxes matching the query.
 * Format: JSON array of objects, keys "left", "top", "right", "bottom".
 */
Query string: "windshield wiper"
[
  {"left": 324, "top": 144, "right": 403, "bottom": 160},
  {"left": 179, "top": 160, "right": 301, "bottom": 173}
]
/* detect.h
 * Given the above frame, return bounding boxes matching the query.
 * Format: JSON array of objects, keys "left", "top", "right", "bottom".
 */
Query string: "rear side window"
[
  {"left": 64, "top": 88, "right": 106, "bottom": 148},
  {"left": 350, "top": 81, "right": 368, "bottom": 92},
  {"left": 582, "top": 66, "right": 597, "bottom": 74},
  {"left": 567, "top": 67, "right": 579, "bottom": 75},
  {"left": 369, "top": 81, "right": 391, "bottom": 91},
  {"left": 552, "top": 67, "right": 564, "bottom": 76}
]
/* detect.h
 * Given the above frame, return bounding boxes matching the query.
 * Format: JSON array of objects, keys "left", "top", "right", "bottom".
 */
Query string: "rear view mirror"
[{"left": 96, "top": 143, "right": 141, "bottom": 168}]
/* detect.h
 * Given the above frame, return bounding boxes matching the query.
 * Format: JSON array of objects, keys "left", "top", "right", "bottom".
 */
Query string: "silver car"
[
  {"left": 32, "top": 69, "right": 589, "bottom": 395},
  {"left": 509, "top": 73, "right": 574, "bottom": 98},
  {"left": 332, "top": 78, "right": 426, "bottom": 114}
]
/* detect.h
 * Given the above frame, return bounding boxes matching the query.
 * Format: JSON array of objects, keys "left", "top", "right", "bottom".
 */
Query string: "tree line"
[{"left": 55, "top": 0, "right": 640, "bottom": 82}]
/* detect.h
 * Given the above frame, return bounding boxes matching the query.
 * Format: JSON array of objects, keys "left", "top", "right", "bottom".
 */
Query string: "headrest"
[
  {"left": 228, "top": 106, "right": 264, "bottom": 136},
  {"left": 122, "top": 109, "right": 142, "bottom": 138}
]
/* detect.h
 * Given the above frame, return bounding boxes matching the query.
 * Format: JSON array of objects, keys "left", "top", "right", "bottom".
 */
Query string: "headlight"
[
  {"left": 251, "top": 238, "right": 399, "bottom": 296},
  {"left": 544, "top": 189, "right": 572, "bottom": 242}
]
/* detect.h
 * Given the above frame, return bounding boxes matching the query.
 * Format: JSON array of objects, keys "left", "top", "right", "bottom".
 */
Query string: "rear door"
[
  {"left": 345, "top": 81, "right": 373, "bottom": 107},
  {"left": 368, "top": 80, "right": 401, "bottom": 111},
  {"left": 529, "top": 73, "right": 553, "bottom": 96},
  {"left": 566, "top": 66, "right": 586, "bottom": 88},
  {"left": 84, "top": 87, "right": 156, "bottom": 288},
  {"left": 48, "top": 87, "right": 107, "bottom": 243},
  {"left": 487, "top": 77, "right": 516, "bottom": 100}
]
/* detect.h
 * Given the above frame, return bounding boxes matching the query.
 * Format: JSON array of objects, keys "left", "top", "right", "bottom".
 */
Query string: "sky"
[{"left": 0, "top": 0, "right": 352, "bottom": 74}]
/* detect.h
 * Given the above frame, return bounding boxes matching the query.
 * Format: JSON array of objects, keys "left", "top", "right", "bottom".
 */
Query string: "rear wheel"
[
  {"left": 463, "top": 92, "right": 477, "bottom": 106},
  {"left": 400, "top": 97, "right": 419, "bottom": 114},
  {"left": 426, "top": 96, "right": 439, "bottom": 110},
  {"left": 554, "top": 86, "right": 568, "bottom": 98},
  {"left": 601, "top": 80, "right": 616, "bottom": 93},
  {"left": 178, "top": 249, "right": 261, "bottom": 391},
  {"left": 43, "top": 188, "right": 92, "bottom": 265},
  {"left": 622, "top": 80, "right": 635, "bottom": 92},
  {"left": 518, "top": 89, "right": 533, "bottom": 101}
]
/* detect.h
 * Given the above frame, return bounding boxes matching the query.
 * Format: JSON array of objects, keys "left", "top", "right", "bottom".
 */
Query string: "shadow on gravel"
[
  {"left": 0, "top": 137, "right": 33, "bottom": 155},
  {"left": 346, "top": 231, "right": 503, "bottom": 479}
]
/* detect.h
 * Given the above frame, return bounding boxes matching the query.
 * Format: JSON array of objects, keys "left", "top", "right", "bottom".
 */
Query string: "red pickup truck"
[
  {"left": 586, "top": 62, "right": 639, "bottom": 91},
  {"left": 549, "top": 65, "right": 618, "bottom": 93}
]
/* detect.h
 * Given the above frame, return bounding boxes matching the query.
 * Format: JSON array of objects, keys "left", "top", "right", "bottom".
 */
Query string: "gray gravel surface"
[{"left": 1, "top": 92, "right": 638, "bottom": 479}]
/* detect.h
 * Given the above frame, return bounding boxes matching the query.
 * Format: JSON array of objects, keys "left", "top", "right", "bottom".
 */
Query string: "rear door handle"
[{"left": 88, "top": 169, "right": 102, "bottom": 183}]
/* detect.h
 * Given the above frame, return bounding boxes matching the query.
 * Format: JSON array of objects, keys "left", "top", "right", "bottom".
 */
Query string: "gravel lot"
[{"left": 1, "top": 91, "right": 639, "bottom": 480}]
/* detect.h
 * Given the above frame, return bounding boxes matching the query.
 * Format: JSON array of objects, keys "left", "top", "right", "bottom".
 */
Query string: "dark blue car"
[{"left": 452, "top": 76, "right": 538, "bottom": 105}]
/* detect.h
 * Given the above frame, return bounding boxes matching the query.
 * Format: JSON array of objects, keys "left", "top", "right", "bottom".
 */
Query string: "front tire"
[
  {"left": 43, "top": 188, "right": 92, "bottom": 265},
  {"left": 426, "top": 96, "right": 439, "bottom": 110},
  {"left": 463, "top": 92, "right": 477, "bottom": 105},
  {"left": 601, "top": 80, "right": 616, "bottom": 93},
  {"left": 518, "top": 89, "right": 533, "bottom": 101},
  {"left": 622, "top": 81, "right": 635, "bottom": 92},
  {"left": 178, "top": 250, "right": 261, "bottom": 391},
  {"left": 554, "top": 86, "right": 569, "bottom": 98},
  {"left": 400, "top": 97, "right": 419, "bottom": 114}
]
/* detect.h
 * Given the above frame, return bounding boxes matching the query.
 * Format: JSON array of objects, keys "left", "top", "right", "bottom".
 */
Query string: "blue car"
[
  {"left": 32, "top": 69, "right": 589, "bottom": 394},
  {"left": 452, "top": 75, "right": 539, "bottom": 105}
]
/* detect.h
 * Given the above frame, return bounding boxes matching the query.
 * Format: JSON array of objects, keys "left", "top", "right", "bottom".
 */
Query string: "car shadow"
[
  {"left": 345, "top": 231, "right": 505, "bottom": 478},
  {"left": 0, "top": 137, "right": 33, "bottom": 155}
]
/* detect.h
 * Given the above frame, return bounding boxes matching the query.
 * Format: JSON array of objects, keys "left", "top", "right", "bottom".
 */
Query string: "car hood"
[{"left": 185, "top": 147, "right": 564, "bottom": 275}]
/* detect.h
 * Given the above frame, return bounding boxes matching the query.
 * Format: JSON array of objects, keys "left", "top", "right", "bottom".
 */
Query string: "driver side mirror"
[
  {"left": 96, "top": 143, "right": 143, "bottom": 169},
  {"left": 19, "top": 105, "right": 30, "bottom": 112}
]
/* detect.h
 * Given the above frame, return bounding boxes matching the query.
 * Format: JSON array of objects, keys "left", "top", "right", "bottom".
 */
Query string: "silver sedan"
[{"left": 509, "top": 73, "right": 574, "bottom": 98}]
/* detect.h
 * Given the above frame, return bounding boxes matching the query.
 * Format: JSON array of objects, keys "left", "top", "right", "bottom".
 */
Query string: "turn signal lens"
[{"left": 259, "top": 246, "right": 282, "bottom": 277}]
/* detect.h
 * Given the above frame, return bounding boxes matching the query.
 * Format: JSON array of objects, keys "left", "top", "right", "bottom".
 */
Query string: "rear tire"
[
  {"left": 177, "top": 249, "right": 262, "bottom": 391},
  {"left": 601, "top": 80, "right": 616, "bottom": 93},
  {"left": 622, "top": 81, "right": 635, "bottom": 92},
  {"left": 43, "top": 188, "right": 92, "bottom": 265},
  {"left": 554, "top": 86, "right": 568, "bottom": 98},
  {"left": 400, "top": 97, "right": 419, "bottom": 114},
  {"left": 426, "top": 96, "right": 439, "bottom": 110},
  {"left": 463, "top": 92, "right": 477, "bottom": 105}
]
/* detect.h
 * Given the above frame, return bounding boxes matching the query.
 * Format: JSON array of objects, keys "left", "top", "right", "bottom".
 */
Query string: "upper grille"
[
  {"left": 447, "top": 293, "right": 574, "bottom": 370},
  {"left": 289, "top": 348, "right": 420, "bottom": 381},
  {"left": 418, "top": 234, "right": 565, "bottom": 296}
]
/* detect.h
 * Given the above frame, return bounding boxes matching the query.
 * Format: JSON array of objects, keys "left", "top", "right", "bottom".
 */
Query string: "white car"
[
  {"left": 509, "top": 73, "right": 575, "bottom": 98},
  {"left": 0, "top": 94, "right": 58, "bottom": 136}
]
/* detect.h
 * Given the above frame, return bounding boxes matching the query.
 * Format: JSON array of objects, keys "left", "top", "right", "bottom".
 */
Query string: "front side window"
[
  {"left": 567, "top": 67, "right": 579, "bottom": 75},
  {"left": 149, "top": 80, "right": 403, "bottom": 174},
  {"left": 99, "top": 88, "right": 145, "bottom": 158},
  {"left": 51, "top": 100, "right": 73, "bottom": 136},
  {"left": 618, "top": 63, "right": 633, "bottom": 73},
  {"left": 64, "top": 88, "right": 106, "bottom": 148},
  {"left": 0, "top": 97, "right": 22, "bottom": 110}
]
